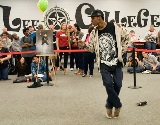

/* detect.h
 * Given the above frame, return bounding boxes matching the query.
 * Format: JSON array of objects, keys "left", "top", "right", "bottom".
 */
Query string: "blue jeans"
[
  {"left": 100, "top": 66, "right": 123, "bottom": 109},
  {"left": 127, "top": 66, "right": 145, "bottom": 73},
  {"left": 0, "top": 67, "right": 8, "bottom": 80},
  {"left": 83, "top": 52, "right": 95, "bottom": 75},
  {"left": 144, "top": 65, "right": 160, "bottom": 71},
  {"left": 145, "top": 42, "right": 156, "bottom": 56},
  {"left": 32, "top": 74, "right": 47, "bottom": 82},
  {"left": 70, "top": 52, "right": 79, "bottom": 69}
]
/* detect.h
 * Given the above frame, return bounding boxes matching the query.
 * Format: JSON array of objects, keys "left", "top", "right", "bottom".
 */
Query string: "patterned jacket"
[{"left": 84, "top": 23, "right": 130, "bottom": 67}]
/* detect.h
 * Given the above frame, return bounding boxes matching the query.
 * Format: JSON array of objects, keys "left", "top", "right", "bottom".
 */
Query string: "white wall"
[{"left": 0, "top": 0, "right": 160, "bottom": 38}]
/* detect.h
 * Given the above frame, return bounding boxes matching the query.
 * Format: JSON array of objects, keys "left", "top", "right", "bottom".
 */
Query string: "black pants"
[
  {"left": 83, "top": 52, "right": 95, "bottom": 75},
  {"left": 59, "top": 47, "right": 69, "bottom": 68},
  {"left": 24, "top": 57, "right": 33, "bottom": 74}
]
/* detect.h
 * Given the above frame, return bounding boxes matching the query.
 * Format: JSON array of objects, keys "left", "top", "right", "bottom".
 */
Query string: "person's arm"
[
  {"left": 20, "top": 37, "right": 28, "bottom": 48},
  {"left": 31, "top": 63, "right": 37, "bottom": 77},
  {"left": 0, "top": 48, "right": 11, "bottom": 63},
  {"left": 145, "top": 31, "right": 152, "bottom": 39},
  {"left": 26, "top": 37, "right": 33, "bottom": 47},
  {"left": 56, "top": 38, "right": 59, "bottom": 50},
  {"left": 152, "top": 56, "right": 159, "bottom": 70},
  {"left": 56, "top": 31, "right": 60, "bottom": 50},
  {"left": 78, "top": 29, "right": 96, "bottom": 53},
  {"left": 127, "top": 57, "right": 132, "bottom": 66},
  {"left": 0, "top": 54, "right": 11, "bottom": 64},
  {"left": 135, "top": 57, "right": 142, "bottom": 66}
]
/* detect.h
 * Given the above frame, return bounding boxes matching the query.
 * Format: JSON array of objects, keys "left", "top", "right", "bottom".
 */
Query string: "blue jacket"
[{"left": 31, "top": 60, "right": 46, "bottom": 75}]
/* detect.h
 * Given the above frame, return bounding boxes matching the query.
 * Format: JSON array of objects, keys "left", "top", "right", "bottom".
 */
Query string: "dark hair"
[
  {"left": 23, "top": 28, "right": 29, "bottom": 34},
  {"left": 88, "top": 26, "right": 94, "bottom": 34},
  {"left": 74, "top": 23, "right": 81, "bottom": 31},
  {"left": 130, "top": 30, "right": 135, "bottom": 33},
  {"left": 32, "top": 55, "right": 39, "bottom": 59},
  {"left": 1, "top": 32, "right": 9, "bottom": 36},
  {"left": 109, "top": 19, "right": 115, "bottom": 23},
  {"left": 17, "top": 57, "right": 27, "bottom": 66}
]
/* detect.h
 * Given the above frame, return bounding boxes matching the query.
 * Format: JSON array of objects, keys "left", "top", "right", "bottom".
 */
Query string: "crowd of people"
[
  {"left": 0, "top": 22, "right": 96, "bottom": 84},
  {"left": 1, "top": 9, "right": 160, "bottom": 119}
]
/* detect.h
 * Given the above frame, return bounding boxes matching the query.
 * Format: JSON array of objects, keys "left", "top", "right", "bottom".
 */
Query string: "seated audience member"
[
  {"left": 16, "top": 57, "right": 28, "bottom": 77},
  {"left": 157, "top": 31, "right": 160, "bottom": 49},
  {"left": 129, "top": 30, "right": 140, "bottom": 47},
  {"left": 31, "top": 55, "right": 52, "bottom": 82},
  {"left": 0, "top": 40, "right": 11, "bottom": 80},
  {"left": 127, "top": 51, "right": 145, "bottom": 73},
  {"left": 142, "top": 52, "right": 160, "bottom": 71},
  {"left": 13, "top": 57, "right": 29, "bottom": 83},
  {"left": 20, "top": 28, "right": 34, "bottom": 74}
]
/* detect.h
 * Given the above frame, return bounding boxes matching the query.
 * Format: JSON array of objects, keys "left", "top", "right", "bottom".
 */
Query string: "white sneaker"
[
  {"left": 70, "top": 68, "right": 74, "bottom": 71},
  {"left": 142, "top": 70, "right": 151, "bottom": 74}
]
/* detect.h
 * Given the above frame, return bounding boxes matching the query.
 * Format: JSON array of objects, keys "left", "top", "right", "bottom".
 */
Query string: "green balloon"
[{"left": 38, "top": 0, "right": 48, "bottom": 12}]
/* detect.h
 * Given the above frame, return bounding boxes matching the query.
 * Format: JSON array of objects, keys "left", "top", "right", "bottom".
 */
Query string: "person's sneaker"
[
  {"left": 113, "top": 108, "right": 121, "bottom": 118},
  {"left": 142, "top": 70, "right": 151, "bottom": 74},
  {"left": 27, "top": 82, "right": 38, "bottom": 88},
  {"left": 106, "top": 108, "right": 113, "bottom": 119},
  {"left": 89, "top": 75, "right": 93, "bottom": 78},
  {"left": 70, "top": 68, "right": 74, "bottom": 71},
  {"left": 82, "top": 74, "right": 87, "bottom": 77}
]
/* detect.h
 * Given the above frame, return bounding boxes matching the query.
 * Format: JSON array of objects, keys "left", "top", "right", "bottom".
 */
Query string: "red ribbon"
[{"left": 1, "top": 48, "right": 160, "bottom": 56}]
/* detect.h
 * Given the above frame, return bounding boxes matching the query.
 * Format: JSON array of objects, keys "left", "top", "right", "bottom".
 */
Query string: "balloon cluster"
[{"left": 37, "top": 0, "right": 48, "bottom": 12}]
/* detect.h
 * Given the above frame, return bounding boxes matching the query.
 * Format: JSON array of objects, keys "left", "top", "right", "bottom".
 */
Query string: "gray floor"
[{"left": 0, "top": 66, "right": 160, "bottom": 125}]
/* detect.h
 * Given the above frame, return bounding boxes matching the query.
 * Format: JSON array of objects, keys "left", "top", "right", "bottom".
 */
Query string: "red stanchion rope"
[
  {"left": 0, "top": 49, "right": 88, "bottom": 56},
  {"left": 1, "top": 48, "right": 160, "bottom": 56}
]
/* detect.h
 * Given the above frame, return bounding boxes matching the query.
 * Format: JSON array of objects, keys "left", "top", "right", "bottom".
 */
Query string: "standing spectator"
[
  {"left": 145, "top": 25, "right": 157, "bottom": 55},
  {"left": 70, "top": 24, "right": 84, "bottom": 72},
  {"left": 56, "top": 22, "right": 70, "bottom": 75},
  {"left": 12, "top": 33, "right": 22, "bottom": 70},
  {"left": 78, "top": 9, "right": 129, "bottom": 118},
  {"left": 0, "top": 40, "right": 11, "bottom": 80},
  {"left": 70, "top": 25, "right": 79, "bottom": 71},
  {"left": 1, "top": 32, "right": 12, "bottom": 49},
  {"left": 29, "top": 26, "right": 36, "bottom": 50},
  {"left": 20, "top": 28, "right": 34, "bottom": 74},
  {"left": 82, "top": 26, "right": 95, "bottom": 77},
  {"left": 1, "top": 32, "right": 13, "bottom": 74},
  {"left": 2, "top": 27, "right": 12, "bottom": 40},
  {"left": 72, "top": 23, "right": 84, "bottom": 75}
]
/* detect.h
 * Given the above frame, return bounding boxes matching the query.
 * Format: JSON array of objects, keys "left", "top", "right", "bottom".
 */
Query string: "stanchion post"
[{"left": 128, "top": 47, "right": 142, "bottom": 89}]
